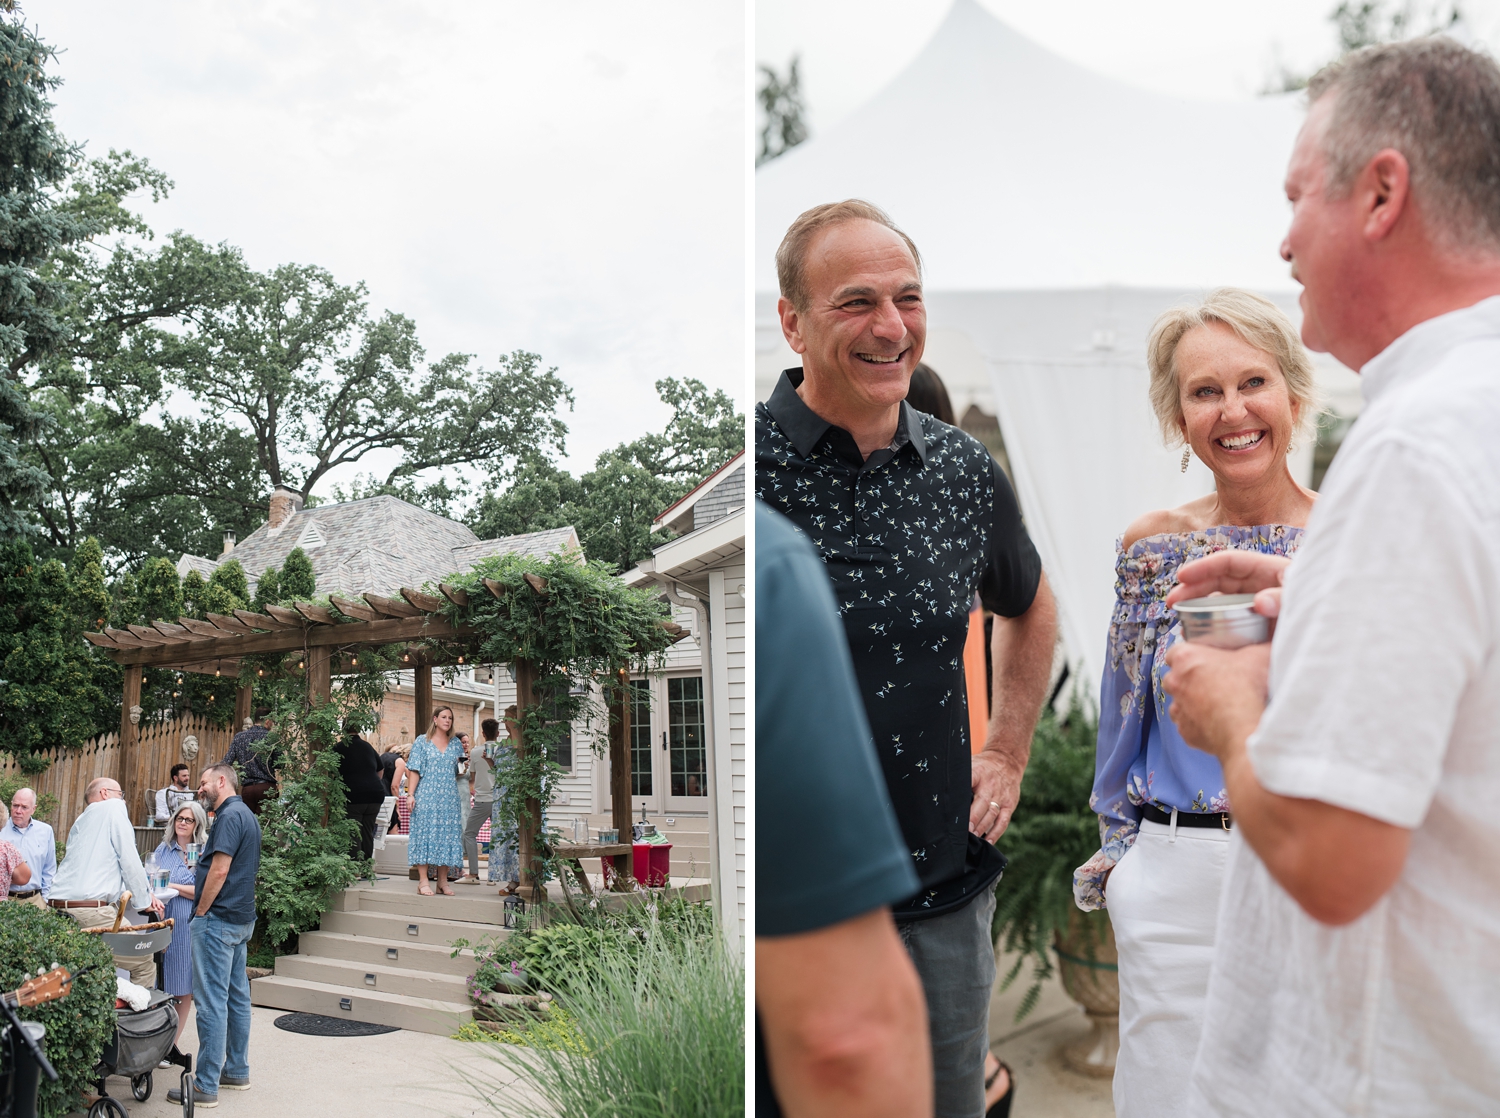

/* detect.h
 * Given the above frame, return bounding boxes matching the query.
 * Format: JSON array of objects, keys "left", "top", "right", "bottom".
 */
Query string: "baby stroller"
[{"left": 85, "top": 912, "right": 194, "bottom": 1118}]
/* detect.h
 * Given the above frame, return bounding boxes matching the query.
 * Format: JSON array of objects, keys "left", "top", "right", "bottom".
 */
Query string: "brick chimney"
[
  {"left": 220, "top": 530, "right": 236, "bottom": 557},
  {"left": 268, "top": 485, "right": 304, "bottom": 530}
]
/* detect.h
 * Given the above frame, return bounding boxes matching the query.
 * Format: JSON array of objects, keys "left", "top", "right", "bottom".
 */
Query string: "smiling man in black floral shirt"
[{"left": 756, "top": 199, "right": 1058, "bottom": 1118}]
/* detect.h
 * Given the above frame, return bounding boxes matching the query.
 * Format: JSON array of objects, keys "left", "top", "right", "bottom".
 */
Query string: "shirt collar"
[
  {"left": 1362, "top": 295, "right": 1500, "bottom": 406},
  {"left": 766, "top": 368, "right": 929, "bottom": 465}
]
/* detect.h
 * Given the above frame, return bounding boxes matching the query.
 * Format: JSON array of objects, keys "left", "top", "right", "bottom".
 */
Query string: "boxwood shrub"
[{"left": 0, "top": 903, "right": 116, "bottom": 1117}]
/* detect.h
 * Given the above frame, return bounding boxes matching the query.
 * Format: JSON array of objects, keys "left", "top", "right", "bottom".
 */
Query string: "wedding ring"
[{"left": 989, "top": 801, "right": 1000, "bottom": 811}]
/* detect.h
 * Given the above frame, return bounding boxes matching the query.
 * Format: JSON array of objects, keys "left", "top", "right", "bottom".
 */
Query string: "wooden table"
[{"left": 551, "top": 842, "right": 633, "bottom": 901}]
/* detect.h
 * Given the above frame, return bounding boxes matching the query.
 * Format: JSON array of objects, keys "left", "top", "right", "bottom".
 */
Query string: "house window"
[
  {"left": 629, "top": 679, "right": 652, "bottom": 796},
  {"left": 548, "top": 725, "right": 572, "bottom": 772},
  {"left": 667, "top": 676, "right": 706, "bottom": 798}
]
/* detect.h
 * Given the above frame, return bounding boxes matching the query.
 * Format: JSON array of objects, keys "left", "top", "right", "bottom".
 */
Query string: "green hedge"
[{"left": 0, "top": 903, "right": 116, "bottom": 1117}]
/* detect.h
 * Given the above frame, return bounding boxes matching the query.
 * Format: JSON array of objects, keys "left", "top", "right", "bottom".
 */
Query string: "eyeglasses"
[{"left": 101, "top": 787, "right": 123, "bottom": 799}]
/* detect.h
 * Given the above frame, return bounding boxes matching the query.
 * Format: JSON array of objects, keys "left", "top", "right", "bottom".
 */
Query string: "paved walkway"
[
  {"left": 88, "top": 1005, "right": 544, "bottom": 1118},
  {"left": 989, "top": 947, "right": 1115, "bottom": 1117}
]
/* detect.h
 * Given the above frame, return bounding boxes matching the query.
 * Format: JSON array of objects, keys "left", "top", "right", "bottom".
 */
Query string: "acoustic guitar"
[{"left": 0, "top": 965, "right": 73, "bottom": 1011}]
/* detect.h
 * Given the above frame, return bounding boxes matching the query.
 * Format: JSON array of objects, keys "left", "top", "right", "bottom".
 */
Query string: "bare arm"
[
  {"left": 757, "top": 908, "right": 932, "bottom": 1118},
  {"left": 11, "top": 860, "right": 30, "bottom": 886},
  {"left": 973, "top": 572, "right": 1059, "bottom": 840},
  {"left": 195, "top": 852, "right": 232, "bottom": 917},
  {"left": 1162, "top": 640, "right": 1410, "bottom": 924}
]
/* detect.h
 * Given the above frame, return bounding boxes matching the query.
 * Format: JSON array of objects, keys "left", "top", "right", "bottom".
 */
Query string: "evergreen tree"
[
  {"left": 136, "top": 556, "right": 181, "bottom": 622},
  {"left": 280, "top": 547, "right": 315, "bottom": 600},
  {"left": 0, "top": 540, "right": 112, "bottom": 769},
  {"left": 251, "top": 564, "right": 281, "bottom": 612}
]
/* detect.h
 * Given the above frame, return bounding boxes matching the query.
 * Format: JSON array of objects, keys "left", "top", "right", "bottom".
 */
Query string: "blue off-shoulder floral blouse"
[{"left": 1073, "top": 524, "right": 1304, "bottom": 911}]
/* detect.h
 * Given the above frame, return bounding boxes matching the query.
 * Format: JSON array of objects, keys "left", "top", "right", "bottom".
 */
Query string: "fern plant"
[{"left": 992, "top": 695, "right": 1109, "bottom": 1021}]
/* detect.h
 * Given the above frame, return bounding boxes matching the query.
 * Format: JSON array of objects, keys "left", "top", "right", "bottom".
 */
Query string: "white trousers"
[{"left": 1106, "top": 816, "right": 1231, "bottom": 1118}]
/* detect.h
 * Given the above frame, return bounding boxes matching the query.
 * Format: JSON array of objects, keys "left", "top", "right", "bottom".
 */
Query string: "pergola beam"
[
  {"left": 363, "top": 592, "right": 421, "bottom": 619},
  {"left": 99, "top": 614, "right": 474, "bottom": 668}
]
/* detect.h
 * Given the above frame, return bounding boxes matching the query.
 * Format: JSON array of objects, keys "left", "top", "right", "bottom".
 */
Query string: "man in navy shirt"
[
  {"left": 170, "top": 762, "right": 263, "bottom": 1109},
  {"left": 757, "top": 502, "right": 931, "bottom": 1118}
]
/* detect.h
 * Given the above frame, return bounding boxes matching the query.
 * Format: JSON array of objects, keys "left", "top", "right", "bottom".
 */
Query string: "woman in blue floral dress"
[
  {"left": 1074, "top": 290, "right": 1320, "bottom": 1117},
  {"left": 154, "top": 799, "right": 207, "bottom": 1045},
  {"left": 406, "top": 706, "right": 466, "bottom": 896}
]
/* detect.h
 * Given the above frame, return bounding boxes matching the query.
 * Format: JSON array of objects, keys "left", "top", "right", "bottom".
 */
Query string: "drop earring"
[{"left": 1180, "top": 446, "right": 1191, "bottom": 473}]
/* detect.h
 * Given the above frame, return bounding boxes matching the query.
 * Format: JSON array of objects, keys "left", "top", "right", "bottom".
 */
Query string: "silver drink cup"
[{"left": 1174, "top": 594, "right": 1270, "bottom": 649}]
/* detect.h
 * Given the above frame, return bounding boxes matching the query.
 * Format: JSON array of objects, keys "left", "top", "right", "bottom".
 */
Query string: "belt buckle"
[{"left": 1221, "top": 813, "right": 1232, "bottom": 831}]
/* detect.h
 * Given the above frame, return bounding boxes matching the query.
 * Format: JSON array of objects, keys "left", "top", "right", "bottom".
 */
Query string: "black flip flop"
[{"left": 985, "top": 1056, "right": 1014, "bottom": 1118}]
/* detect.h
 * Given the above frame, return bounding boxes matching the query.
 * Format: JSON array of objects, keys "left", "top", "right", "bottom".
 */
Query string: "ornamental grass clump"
[
  {"left": 992, "top": 695, "right": 1109, "bottom": 1021},
  {"left": 0, "top": 903, "right": 115, "bottom": 1118},
  {"left": 468, "top": 913, "right": 744, "bottom": 1118}
]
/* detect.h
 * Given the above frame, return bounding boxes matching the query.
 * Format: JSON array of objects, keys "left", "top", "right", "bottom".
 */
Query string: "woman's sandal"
[
  {"left": 437, "top": 883, "right": 455, "bottom": 896},
  {"left": 417, "top": 885, "right": 435, "bottom": 897},
  {"left": 985, "top": 1052, "right": 1014, "bottom": 1118}
]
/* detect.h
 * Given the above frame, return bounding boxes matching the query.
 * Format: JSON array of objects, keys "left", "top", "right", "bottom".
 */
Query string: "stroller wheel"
[
  {"left": 88, "top": 1099, "right": 129, "bottom": 1118},
  {"left": 132, "top": 1071, "right": 153, "bottom": 1101}
]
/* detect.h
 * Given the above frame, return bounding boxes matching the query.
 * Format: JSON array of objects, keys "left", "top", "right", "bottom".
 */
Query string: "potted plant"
[{"left": 992, "top": 696, "right": 1119, "bottom": 1077}]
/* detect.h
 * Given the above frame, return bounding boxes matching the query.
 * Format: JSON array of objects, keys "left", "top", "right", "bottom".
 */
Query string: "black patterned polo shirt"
[{"left": 756, "top": 368, "right": 1042, "bottom": 919}]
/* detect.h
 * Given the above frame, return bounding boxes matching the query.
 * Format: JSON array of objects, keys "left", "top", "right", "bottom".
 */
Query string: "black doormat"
[{"left": 273, "top": 1012, "right": 399, "bottom": 1037}]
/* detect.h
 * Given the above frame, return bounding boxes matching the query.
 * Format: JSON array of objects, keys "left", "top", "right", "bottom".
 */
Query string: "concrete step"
[
  {"left": 296, "top": 931, "right": 477, "bottom": 977},
  {"left": 273, "top": 954, "right": 470, "bottom": 1000},
  {"left": 353, "top": 887, "right": 514, "bottom": 925},
  {"left": 250, "top": 974, "right": 470, "bottom": 1037},
  {"left": 318, "top": 907, "right": 510, "bottom": 950}
]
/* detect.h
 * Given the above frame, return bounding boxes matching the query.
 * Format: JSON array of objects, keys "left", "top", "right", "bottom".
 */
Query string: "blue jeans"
[
  {"left": 897, "top": 886, "right": 999, "bottom": 1118},
  {"left": 192, "top": 913, "right": 255, "bottom": 1095}
]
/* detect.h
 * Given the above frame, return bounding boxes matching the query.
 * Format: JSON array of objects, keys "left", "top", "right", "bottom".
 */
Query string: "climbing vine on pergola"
[{"left": 85, "top": 548, "right": 684, "bottom": 903}]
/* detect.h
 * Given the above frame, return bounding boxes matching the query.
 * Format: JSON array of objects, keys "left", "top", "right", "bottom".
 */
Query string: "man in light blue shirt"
[
  {"left": 1, "top": 787, "right": 55, "bottom": 905},
  {"left": 50, "top": 776, "right": 164, "bottom": 986}
]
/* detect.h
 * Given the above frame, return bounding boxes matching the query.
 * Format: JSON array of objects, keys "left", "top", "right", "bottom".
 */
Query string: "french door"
[{"left": 627, "top": 673, "right": 708, "bottom": 815}]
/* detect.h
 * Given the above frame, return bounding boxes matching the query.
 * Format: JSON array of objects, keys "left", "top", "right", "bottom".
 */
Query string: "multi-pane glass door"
[
  {"left": 665, "top": 676, "right": 707, "bottom": 809},
  {"left": 626, "top": 673, "right": 707, "bottom": 814}
]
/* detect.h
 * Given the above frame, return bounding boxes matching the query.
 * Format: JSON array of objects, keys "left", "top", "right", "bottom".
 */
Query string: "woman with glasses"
[{"left": 154, "top": 799, "right": 209, "bottom": 1045}]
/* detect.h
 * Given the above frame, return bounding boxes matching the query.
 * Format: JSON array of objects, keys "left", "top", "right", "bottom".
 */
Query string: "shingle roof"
[{"left": 179, "top": 495, "right": 582, "bottom": 597}]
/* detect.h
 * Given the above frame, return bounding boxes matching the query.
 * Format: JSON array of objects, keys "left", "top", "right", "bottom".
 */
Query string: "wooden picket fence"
[{"left": 0, "top": 713, "right": 236, "bottom": 837}]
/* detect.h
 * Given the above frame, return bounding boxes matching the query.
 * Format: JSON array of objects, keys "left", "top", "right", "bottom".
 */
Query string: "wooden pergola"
[{"left": 86, "top": 578, "right": 679, "bottom": 899}]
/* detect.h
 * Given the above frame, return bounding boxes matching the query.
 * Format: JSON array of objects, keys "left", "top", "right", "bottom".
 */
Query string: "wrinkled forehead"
[{"left": 804, "top": 220, "right": 921, "bottom": 298}]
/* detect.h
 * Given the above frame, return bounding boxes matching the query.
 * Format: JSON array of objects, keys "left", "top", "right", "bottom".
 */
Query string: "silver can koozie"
[{"left": 1174, "top": 594, "right": 1270, "bottom": 649}]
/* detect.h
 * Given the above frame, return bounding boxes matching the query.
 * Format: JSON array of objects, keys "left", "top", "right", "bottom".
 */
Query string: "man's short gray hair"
[
  {"left": 775, "top": 199, "right": 923, "bottom": 312},
  {"left": 1308, "top": 37, "right": 1500, "bottom": 252},
  {"left": 202, "top": 762, "right": 240, "bottom": 793}
]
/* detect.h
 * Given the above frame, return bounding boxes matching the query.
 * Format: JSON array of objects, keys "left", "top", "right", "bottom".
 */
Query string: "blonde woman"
[
  {"left": 1073, "top": 289, "right": 1320, "bottom": 1117},
  {"left": 153, "top": 799, "right": 208, "bottom": 1045},
  {"left": 406, "top": 707, "right": 466, "bottom": 896}
]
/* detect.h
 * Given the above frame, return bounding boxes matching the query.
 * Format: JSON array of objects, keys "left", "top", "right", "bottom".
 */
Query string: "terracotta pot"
[{"left": 1053, "top": 910, "right": 1119, "bottom": 1078}]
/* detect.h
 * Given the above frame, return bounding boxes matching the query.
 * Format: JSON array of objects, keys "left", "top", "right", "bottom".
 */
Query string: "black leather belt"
[
  {"left": 1142, "top": 804, "right": 1232, "bottom": 830},
  {"left": 8, "top": 891, "right": 39, "bottom": 898}
]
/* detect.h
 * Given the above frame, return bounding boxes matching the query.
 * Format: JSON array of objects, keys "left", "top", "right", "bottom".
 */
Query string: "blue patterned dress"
[
  {"left": 152, "top": 840, "right": 196, "bottom": 996},
  {"left": 1074, "top": 525, "right": 1304, "bottom": 910},
  {"left": 406, "top": 734, "right": 466, "bottom": 867}
]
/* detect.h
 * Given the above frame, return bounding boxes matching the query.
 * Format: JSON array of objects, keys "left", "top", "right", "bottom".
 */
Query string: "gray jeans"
[
  {"left": 462, "top": 797, "right": 494, "bottom": 879},
  {"left": 897, "top": 886, "right": 998, "bottom": 1118}
]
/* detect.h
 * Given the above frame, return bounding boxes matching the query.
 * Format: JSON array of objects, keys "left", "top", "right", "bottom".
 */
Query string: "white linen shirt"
[
  {"left": 0, "top": 817, "right": 55, "bottom": 897},
  {"left": 1192, "top": 297, "right": 1500, "bottom": 1115},
  {"left": 50, "top": 798, "right": 153, "bottom": 911}
]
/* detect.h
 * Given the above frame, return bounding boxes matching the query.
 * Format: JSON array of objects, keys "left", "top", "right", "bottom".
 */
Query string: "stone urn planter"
[{"left": 1053, "top": 909, "right": 1119, "bottom": 1078}]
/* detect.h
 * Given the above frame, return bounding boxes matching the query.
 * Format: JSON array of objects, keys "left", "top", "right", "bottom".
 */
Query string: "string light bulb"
[
  {"left": 457, "top": 655, "right": 465, "bottom": 664},
  {"left": 215, "top": 668, "right": 221, "bottom": 678},
  {"left": 351, "top": 656, "right": 358, "bottom": 667}
]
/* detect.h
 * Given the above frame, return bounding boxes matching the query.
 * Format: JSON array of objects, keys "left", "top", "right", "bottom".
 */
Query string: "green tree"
[
  {"left": 136, "top": 555, "right": 181, "bottom": 622},
  {"left": 757, "top": 55, "right": 810, "bottom": 167},
  {"left": 0, "top": 540, "right": 113, "bottom": 769},
  {"left": 280, "top": 546, "right": 316, "bottom": 600},
  {"left": 252, "top": 563, "right": 282, "bottom": 612},
  {"left": 470, "top": 377, "right": 743, "bottom": 572}
]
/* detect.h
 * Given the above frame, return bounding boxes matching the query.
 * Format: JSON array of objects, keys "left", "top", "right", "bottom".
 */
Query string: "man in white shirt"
[
  {"left": 1159, "top": 38, "right": 1500, "bottom": 1115},
  {"left": 155, "top": 764, "right": 194, "bottom": 823},
  {"left": 50, "top": 777, "right": 166, "bottom": 986},
  {"left": 1, "top": 787, "right": 55, "bottom": 905}
]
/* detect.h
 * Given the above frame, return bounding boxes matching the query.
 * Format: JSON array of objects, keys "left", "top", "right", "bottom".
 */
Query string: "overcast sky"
[
  {"left": 29, "top": 1, "right": 747, "bottom": 492},
  {"left": 758, "top": 0, "right": 1500, "bottom": 131}
]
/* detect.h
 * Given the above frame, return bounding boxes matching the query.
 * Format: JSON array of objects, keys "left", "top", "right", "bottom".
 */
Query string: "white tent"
[{"left": 756, "top": 0, "right": 1361, "bottom": 693}]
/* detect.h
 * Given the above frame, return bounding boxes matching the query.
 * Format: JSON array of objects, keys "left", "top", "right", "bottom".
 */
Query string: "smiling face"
[
  {"left": 780, "top": 218, "right": 926, "bottom": 415},
  {"left": 173, "top": 810, "right": 196, "bottom": 842},
  {"left": 1175, "top": 322, "right": 1300, "bottom": 487}
]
